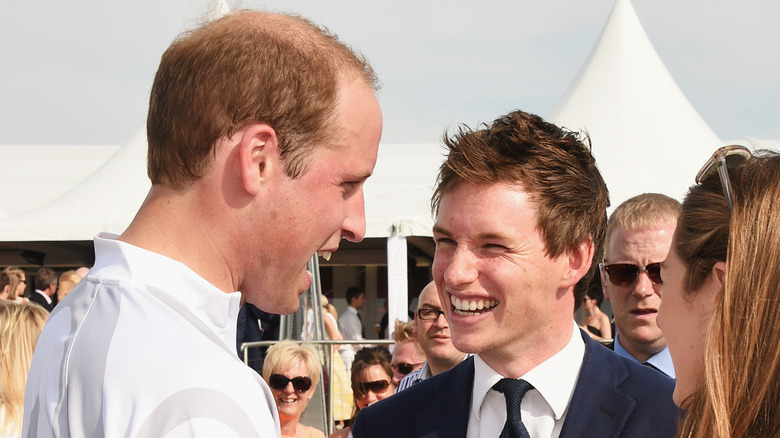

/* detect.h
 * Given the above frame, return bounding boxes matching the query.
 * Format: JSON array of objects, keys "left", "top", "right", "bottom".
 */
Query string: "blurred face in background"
[
  {"left": 391, "top": 341, "right": 425, "bottom": 385},
  {"left": 354, "top": 364, "right": 394, "bottom": 409}
]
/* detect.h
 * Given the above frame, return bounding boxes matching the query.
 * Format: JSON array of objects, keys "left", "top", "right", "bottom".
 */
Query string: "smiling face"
[
  {"left": 355, "top": 364, "right": 395, "bottom": 410},
  {"left": 432, "top": 182, "right": 578, "bottom": 376},
  {"left": 268, "top": 359, "right": 314, "bottom": 424},
  {"left": 602, "top": 222, "right": 675, "bottom": 361},
  {"left": 658, "top": 244, "right": 719, "bottom": 407},
  {"left": 241, "top": 77, "right": 382, "bottom": 313}
]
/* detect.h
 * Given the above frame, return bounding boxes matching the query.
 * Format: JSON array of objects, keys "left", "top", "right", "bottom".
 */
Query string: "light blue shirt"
[{"left": 613, "top": 332, "right": 676, "bottom": 379}]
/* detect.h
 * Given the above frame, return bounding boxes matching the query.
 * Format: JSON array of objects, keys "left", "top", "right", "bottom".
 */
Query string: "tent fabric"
[
  {"left": 548, "top": 0, "right": 724, "bottom": 208},
  {"left": 0, "top": 130, "right": 445, "bottom": 241},
  {"left": 0, "top": 144, "right": 120, "bottom": 219},
  {"left": 0, "top": 129, "right": 149, "bottom": 241}
]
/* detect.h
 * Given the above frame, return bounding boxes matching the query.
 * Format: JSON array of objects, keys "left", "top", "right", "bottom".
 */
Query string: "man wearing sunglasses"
[
  {"left": 396, "top": 281, "right": 467, "bottom": 392},
  {"left": 601, "top": 193, "right": 680, "bottom": 378},
  {"left": 351, "top": 110, "right": 677, "bottom": 438}
]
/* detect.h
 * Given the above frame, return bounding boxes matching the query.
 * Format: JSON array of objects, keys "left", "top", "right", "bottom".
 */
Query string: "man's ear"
[
  {"left": 237, "top": 124, "right": 280, "bottom": 196},
  {"left": 562, "top": 239, "right": 595, "bottom": 290},
  {"left": 600, "top": 263, "right": 611, "bottom": 301}
]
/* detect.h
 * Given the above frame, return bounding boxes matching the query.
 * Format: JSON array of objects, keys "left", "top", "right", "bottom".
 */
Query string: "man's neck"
[
  {"left": 615, "top": 331, "right": 663, "bottom": 363},
  {"left": 119, "top": 185, "right": 235, "bottom": 294},
  {"left": 428, "top": 354, "right": 467, "bottom": 376}
]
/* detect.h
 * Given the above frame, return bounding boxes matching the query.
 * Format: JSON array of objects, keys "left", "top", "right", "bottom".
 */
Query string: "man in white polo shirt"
[{"left": 23, "top": 10, "right": 382, "bottom": 437}]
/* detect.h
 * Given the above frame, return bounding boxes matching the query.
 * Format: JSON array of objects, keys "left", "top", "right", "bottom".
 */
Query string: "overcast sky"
[{"left": 1, "top": 0, "right": 777, "bottom": 146}]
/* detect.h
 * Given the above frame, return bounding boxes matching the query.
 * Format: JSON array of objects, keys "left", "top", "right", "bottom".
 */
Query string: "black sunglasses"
[
  {"left": 268, "top": 374, "right": 312, "bottom": 392},
  {"left": 391, "top": 362, "right": 423, "bottom": 376},
  {"left": 601, "top": 262, "right": 662, "bottom": 287},
  {"left": 417, "top": 308, "right": 445, "bottom": 321},
  {"left": 356, "top": 379, "right": 391, "bottom": 395},
  {"left": 695, "top": 145, "right": 751, "bottom": 212}
]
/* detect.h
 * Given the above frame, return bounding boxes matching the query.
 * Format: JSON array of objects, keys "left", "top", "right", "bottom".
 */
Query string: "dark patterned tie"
[
  {"left": 492, "top": 378, "right": 534, "bottom": 438},
  {"left": 357, "top": 312, "right": 365, "bottom": 337}
]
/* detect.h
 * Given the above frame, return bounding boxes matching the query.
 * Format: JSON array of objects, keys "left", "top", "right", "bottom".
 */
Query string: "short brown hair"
[
  {"left": 34, "top": 268, "right": 57, "bottom": 291},
  {"left": 604, "top": 193, "right": 680, "bottom": 259},
  {"left": 147, "top": 11, "right": 378, "bottom": 189},
  {"left": 432, "top": 110, "right": 609, "bottom": 307}
]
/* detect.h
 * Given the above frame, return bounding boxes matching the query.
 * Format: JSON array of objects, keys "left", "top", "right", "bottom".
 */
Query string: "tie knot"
[{"left": 493, "top": 378, "right": 533, "bottom": 407}]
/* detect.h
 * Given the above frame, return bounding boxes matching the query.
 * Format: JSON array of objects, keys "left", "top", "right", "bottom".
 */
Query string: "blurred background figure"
[
  {"left": 30, "top": 268, "right": 57, "bottom": 312},
  {"left": 263, "top": 340, "right": 325, "bottom": 438},
  {"left": 337, "top": 287, "right": 366, "bottom": 373},
  {"left": 0, "top": 301, "right": 48, "bottom": 436},
  {"left": 578, "top": 280, "right": 612, "bottom": 341},
  {"left": 56, "top": 270, "right": 82, "bottom": 304},
  {"left": 397, "top": 281, "right": 467, "bottom": 392},
  {"left": 390, "top": 320, "right": 425, "bottom": 386},
  {"left": 331, "top": 346, "right": 394, "bottom": 438},
  {"left": 1, "top": 267, "right": 28, "bottom": 303},
  {"left": 658, "top": 147, "right": 780, "bottom": 437},
  {"left": 320, "top": 295, "right": 353, "bottom": 429}
]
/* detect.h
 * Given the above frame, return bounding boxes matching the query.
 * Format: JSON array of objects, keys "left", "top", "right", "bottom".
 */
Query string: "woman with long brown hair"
[{"left": 658, "top": 147, "right": 780, "bottom": 437}]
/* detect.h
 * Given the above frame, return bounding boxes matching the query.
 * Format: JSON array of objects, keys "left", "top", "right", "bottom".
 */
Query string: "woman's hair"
[
  {"left": 1, "top": 267, "right": 25, "bottom": 300},
  {"left": 57, "top": 270, "right": 81, "bottom": 303},
  {"left": 262, "top": 340, "right": 321, "bottom": 389},
  {"left": 350, "top": 346, "right": 392, "bottom": 419},
  {"left": 674, "top": 150, "right": 780, "bottom": 438},
  {"left": 0, "top": 301, "right": 49, "bottom": 430}
]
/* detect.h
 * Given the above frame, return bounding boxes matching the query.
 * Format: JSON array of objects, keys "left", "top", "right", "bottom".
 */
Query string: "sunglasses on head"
[
  {"left": 695, "top": 145, "right": 752, "bottom": 212},
  {"left": 391, "top": 362, "right": 423, "bottom": 376},
  {"left": 601, "top": 261, "right": 662, "bottom": 287},
  {"left": 268, "top": 374, "right": 312, "bottom": 392},
  {"left": 356, "top": 379, "right": 391, "bottom": 395}
]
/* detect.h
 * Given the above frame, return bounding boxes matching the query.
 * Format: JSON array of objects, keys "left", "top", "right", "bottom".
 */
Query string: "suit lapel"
[
  {"left": 413, "top": 356, "right": 474, "bottom": 438},
  {"left": 559, "top": 332, "right": 637, "bottom": 438}
]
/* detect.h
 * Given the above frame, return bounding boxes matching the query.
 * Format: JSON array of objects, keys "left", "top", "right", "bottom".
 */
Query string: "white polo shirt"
[{"left": 23, "top": 233, "right": 280, "bottom": 437}]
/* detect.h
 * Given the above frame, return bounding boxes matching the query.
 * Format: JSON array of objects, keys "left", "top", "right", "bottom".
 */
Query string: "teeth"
[
  {"left": 450, "top": 295, "right": 498, "bottom": 315},
  {"left": 318, "top": 251, "right": 332, "bottom": 261}
]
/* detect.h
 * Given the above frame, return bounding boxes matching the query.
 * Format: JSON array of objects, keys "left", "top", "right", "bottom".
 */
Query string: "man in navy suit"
[{"left": 352, "top": 110, "right": 678, "bottom": 437}]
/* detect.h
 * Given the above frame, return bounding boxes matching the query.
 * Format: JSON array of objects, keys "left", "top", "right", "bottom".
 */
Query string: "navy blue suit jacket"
[{"left": 352, "top": 330, "right": 678, "bottom": 438}]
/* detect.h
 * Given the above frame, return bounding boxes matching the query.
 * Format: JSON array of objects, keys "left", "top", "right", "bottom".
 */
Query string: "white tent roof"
[
  {"left": 548, "top": 0, "right": 723, "bottom": 207},
  {"left": 0, "top": 129, "right": 150, "bottom": 241},
  {"left": 0, "top": 128, "right": 444, "bottom": 241},
  {"left": 0, "top": 144, "right": 120, "bottom": 219}
]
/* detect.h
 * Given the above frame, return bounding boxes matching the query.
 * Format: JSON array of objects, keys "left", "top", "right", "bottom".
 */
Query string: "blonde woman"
[
  {"left": 658, "top": 147, "right": 780, "bottom": 437},
  {"left": 263, "top": 340, "right": 325, "bottom": 438},
  {"left": 320, "top": 295, "right": 353, "bottom": 428},
  {"left": 0, "top": 301, "right": 48, "bottom": 437},
  {"left": 56, "top": 270, "right": 82, "bottom": 303},
  {"left": 0, "top": 267, "right": 28, "bottom": 303}
]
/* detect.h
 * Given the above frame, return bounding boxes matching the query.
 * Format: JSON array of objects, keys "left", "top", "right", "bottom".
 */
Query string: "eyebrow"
[{"left": 432, "top": 225, "right": 511, "bottom": 242}]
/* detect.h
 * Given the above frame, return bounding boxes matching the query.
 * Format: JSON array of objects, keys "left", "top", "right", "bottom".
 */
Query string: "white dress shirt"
[{"left": 467, "top": 322, "right": 585, "bottom": 438}]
